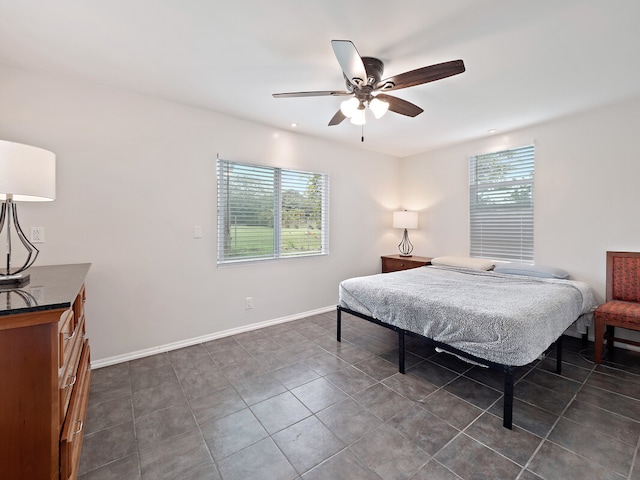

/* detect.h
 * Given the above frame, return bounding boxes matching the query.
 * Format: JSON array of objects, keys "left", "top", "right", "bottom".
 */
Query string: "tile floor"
[{"left": 78, "top": 311, "right": 640, "bottom": 480}]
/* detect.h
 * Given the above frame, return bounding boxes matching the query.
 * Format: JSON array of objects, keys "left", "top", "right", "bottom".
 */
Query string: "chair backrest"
[{"left": 607, "top": 251, "right": 640, "bottom": 302}]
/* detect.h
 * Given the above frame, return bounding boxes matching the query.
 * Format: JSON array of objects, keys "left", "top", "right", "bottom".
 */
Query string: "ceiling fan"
[{"left": 273, "top": 40, "right": 465, "bottom": 127}]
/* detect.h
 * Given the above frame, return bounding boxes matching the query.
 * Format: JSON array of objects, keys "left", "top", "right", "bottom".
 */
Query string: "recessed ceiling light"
[
  {"left": 487, "top": 129, "right": 497, "bottom": 134},
  {"left": 290, "top": 123, "right": 298, "bottom": 128}
]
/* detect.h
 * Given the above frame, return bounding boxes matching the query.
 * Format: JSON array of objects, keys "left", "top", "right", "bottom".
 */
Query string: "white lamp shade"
[
  {"left": 0, "top": 140, "right": 56, "bottom": 201},
  {"left": 369, "top": 97, "right": 389, "bottom": 119},
  {"left": 340, "top": 97, "right": 360, "bottom": 118},
  {"left": 349, "top": 108, "right": 366, "bottom": 125},
  {"left": 393, "top": 210, "right": 418, "bottom": 229}
]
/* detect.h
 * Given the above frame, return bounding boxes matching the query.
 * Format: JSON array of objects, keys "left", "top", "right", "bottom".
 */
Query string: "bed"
[{"left": 337, "top": 263, "right": 597, "bottom": 429}]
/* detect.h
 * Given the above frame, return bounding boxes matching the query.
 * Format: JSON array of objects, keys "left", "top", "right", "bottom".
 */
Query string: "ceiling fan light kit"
[{"left": 273, "top": 40, "right": 465, "bottom": 130}]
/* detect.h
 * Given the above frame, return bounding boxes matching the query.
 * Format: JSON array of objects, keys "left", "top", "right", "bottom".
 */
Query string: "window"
[
  {"left": 469, "top": 144, "right": 534, "bottom": 263},
  {"left": 217, "top": 159, "right": 329, "bottom": 264}
]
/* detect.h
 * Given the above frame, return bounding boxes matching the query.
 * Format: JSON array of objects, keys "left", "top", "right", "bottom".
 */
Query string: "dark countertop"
[{"left": 0, "top": 263, "right": 91, "bottom": 316}]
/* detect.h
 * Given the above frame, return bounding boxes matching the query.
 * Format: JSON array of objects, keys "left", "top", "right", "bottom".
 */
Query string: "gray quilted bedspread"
[{"left": 339, "top": 266, "right": 597, "bottom": 366}]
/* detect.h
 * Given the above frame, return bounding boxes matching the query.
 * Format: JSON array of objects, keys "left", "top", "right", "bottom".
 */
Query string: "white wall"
[
  {"left": 401, "top": 96, "right": 640, "bottom": 304},
  {"left": 0, "top": 63, "right": 400, "bottom": 362}
]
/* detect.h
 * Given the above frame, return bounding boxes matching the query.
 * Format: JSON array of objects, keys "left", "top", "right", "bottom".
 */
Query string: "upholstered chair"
[{"left": 594, "top": 251, "right": 640, "bottom": 363}]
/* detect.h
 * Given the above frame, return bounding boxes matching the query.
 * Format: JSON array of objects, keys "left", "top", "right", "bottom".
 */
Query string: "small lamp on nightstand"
[
  {"left": 0, "top": 139, "right": 56, "bottom": 285},
  {"left": 393, "top": 210, "right": 418, "bottom": 257}
]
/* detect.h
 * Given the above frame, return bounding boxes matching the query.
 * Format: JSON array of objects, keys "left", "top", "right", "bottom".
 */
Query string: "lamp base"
[
  {"left": 0, "top": 273, "right": 30, "bottom": 286},
  {"left": 397, "top": 228, "right": 414, "bottom": 257}
]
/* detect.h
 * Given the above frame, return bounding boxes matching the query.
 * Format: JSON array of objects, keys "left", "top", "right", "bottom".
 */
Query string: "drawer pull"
[
  {"left": 74, "top": 420, "right": 84, "bottom": 435},
  {"left": 64, "top": 330, "right": 76, "bottom": 341},
  {"left": 65, "top": 375, "right": 77, "bottom": 388},
  {"left": 400, "top": 263, "right": 405, "bottom": 267}
]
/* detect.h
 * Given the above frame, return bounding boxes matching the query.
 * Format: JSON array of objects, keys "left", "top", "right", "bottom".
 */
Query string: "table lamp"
[
  {"left": 0, "top": 140, "right": 56, "bottom": 285},
  {"left": 393, "top": 210, "right": 418, "bottom": 257}
]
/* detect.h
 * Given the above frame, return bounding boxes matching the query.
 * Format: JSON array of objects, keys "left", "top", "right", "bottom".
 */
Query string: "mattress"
[{"left": 339, "top": 265, "right": 597, "bottom": 366}]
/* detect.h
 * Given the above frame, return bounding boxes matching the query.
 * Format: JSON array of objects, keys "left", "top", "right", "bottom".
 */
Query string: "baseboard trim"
[{"left": 91, "top": 305, "right": 336, "bottom": 369}]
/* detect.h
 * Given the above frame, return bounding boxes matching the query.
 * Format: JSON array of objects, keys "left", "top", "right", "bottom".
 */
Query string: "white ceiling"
[{"left": 1, "top": 0, "right": 639, "bottom": 157}]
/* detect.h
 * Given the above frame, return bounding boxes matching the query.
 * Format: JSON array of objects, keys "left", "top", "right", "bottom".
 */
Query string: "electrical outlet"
[
  {"left": 245, "top": 297, "right": 253, "bottom": 309},
  {"left": 31, "top": 226, "right": 45, "bottom": 243}
]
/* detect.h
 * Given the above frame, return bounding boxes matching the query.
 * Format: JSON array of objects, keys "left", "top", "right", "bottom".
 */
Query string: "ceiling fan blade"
[
  {"left": 331, "top": 40, "right": 367, "bottom": 85},
  {"left": 273, "top": 90, "right": 351, "bottom": 98},
  {"left": 376, "top": 60, "right": 465, "bottom": 91},
  {"left": 328, "top": 109, "right": 346, "bottom": 126},
  {"left": 375, "top": 94, "right": 424, "bottom": 117}
]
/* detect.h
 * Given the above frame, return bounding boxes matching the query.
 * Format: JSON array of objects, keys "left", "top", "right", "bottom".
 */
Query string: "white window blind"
[
  {"left": 217, "top": 159, "right": 329, "bottom": 264},
  {"left": 469, "top": 144, "right": 534, "bottom": 263}
]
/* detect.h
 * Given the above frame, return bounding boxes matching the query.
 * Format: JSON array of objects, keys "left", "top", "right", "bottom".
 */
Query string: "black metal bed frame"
[{"left": 337, "top": 305, "right": 563, "bottom": 429}]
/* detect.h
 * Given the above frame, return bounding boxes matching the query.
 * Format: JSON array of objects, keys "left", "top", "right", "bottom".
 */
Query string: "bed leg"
[
  {"left": 503, "top": 368, "right": 514, "bottom": 430},
  {"left": 336, "top": 308, "right": 342, "bottom": 343},
  {"left": 398, "top": 330, "right": 405, "bottom": 374},
  {"left": 555, "top": 335, "right": 563, "bottom": 375}
]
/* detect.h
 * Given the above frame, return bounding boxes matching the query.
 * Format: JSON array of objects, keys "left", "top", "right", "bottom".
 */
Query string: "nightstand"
[{"left": 381, "top": 254, "right": 432, "bottom": 273}]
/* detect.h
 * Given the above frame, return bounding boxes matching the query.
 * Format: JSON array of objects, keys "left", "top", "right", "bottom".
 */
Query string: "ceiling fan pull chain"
[{"left": 361, "top": 124, "right": 364, "bottom": 143}]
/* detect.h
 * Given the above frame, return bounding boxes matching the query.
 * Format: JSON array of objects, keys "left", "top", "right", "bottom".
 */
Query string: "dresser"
[
  {"left": 381, "top": 254, "right": 432, "bottom": 273},
  {"left": 0, "top": 263, "right": 91, "bottom": 480}
]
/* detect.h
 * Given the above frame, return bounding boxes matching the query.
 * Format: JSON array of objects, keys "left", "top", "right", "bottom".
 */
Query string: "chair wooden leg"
[
  {"left": 606, "top": 325, "right": 615, "bottom": 352},
  {"left": 594, "top": 315, "right": 605, "bottom": 364}
]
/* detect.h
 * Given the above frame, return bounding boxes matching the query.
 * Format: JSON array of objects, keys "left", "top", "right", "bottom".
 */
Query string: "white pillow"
[
  {"left": 493, "top": 263, "right": 570, "bottom": 279},
  {"left": 431, "top": 256, "right": 494, "bottom": 271}
]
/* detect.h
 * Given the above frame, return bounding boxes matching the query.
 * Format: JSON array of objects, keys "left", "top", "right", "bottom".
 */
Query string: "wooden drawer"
[
  {"left": 60, "top": 341, "right": 91, "bottom": 480},
  {"left": 59, "top": 309, "right": 75, "bottom": 369},
  {"left": 381, "top": 255, "right": 431, "bottom": 273},
  {"left": 59, "top": 314, "right": 86, "bottom": 421},
  {"left": 73, "top": 285, "right": 85, "bottom": 326}
]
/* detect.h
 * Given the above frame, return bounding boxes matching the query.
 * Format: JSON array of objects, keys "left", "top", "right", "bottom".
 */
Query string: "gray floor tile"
[
  {"left": 444, "top": 376, "right": 502, "bottom": 410},
  {"left": 387, "top": 406, "right": 459, "bottom": 455},
  {"left": 351, "top": 424, "right": 430, "bottom": 480},
  {"left": 409, "top": 460, "right": 463, "bottom": 480},
  {"left": 302, "top": 448, "right": 382, "bottom": 480},
  {"left": 465, "top": 412, "right": 542, "bottom": 466},
  {"left": 324, "top": 366, "right": 377, "bottom": 395},
  {"left": 270, "top": 362, "right": 321, "bottom": 389},
  {"left": 407, "top": 360, "right": 459, "bottom": 387},
  {"left": 134, "top": 404, "right": 198, "bottom": 450},
  {"left": 85, "top": 394, "right": 133, "bottom": 435},
  {"left": 250, "top": 391, "right": 312, "bottom": 434},
  {"left": 576, "top": 383, "right": 640, "bottom": 420},
  {"left": 179, "top": 370, "right": 231, "bottom": 401},
  {"left": 200, "top": 408, "right": 268, "bottom": 460},
  {"left": 419, "top": 389, "right": 483, "bottom": 430},
  {"left": 548, "top": 417, "right": 635, "bottom": 475},
  {"left": 138, "top": 430, "right": 214, "bottom": 479},
  {"left": 291, "top": 377, "right": 347, "bottom": 412},
  {"left": 512, "top": 379, "right": 573, "bottom": 415},
  {"left": 129, "top": 353, "right": 171, "bottom": 375},
  {"left": 563, "top": 399, "right": 640, "bottom": 446},
  {"left": 217, "top": 438, "right": 298, "bottom": 480},
  {"left": 382, "top": 371, "right": 438, "bottom": 402},
  {"left": 435, "top": 433, "right": 522, "bottom": 480},
  {"left": 132, "top": 380, "right": 187, "bottom": 418},
  {"left": 352, "top": 382, "right": 415, "bottom": 422},
  {"left": 316, "top": 398, "right": 383, "bottom": 445},
  {"left": 78, "top": 453, "right": 141, "bottom": 480},
  {"left": 528, "top": 440, "right": 626, "bottom": 480},
  {"left": 303, "top": 351, "right": 350, "bottom": 375},
  {"left": 80, "top": 318, "right": 640, "bottom": 480},
  {"left": 79, "top": 421, "right": 137, "bottom": 475},
  {"left": 189, "top": 385, "right": 246, "bottom": 423},
  {"left": 231, "top": 372, "right": 287, "bottom": 405},
  {"left": 489, "top": 398, "right": 558, "bottom": 438},
  {"left": 273, "top": 416, "right": 345, "bottom": 474},
  {"left": 353, "top": 354, "right": 399, "bottom": 381}
]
